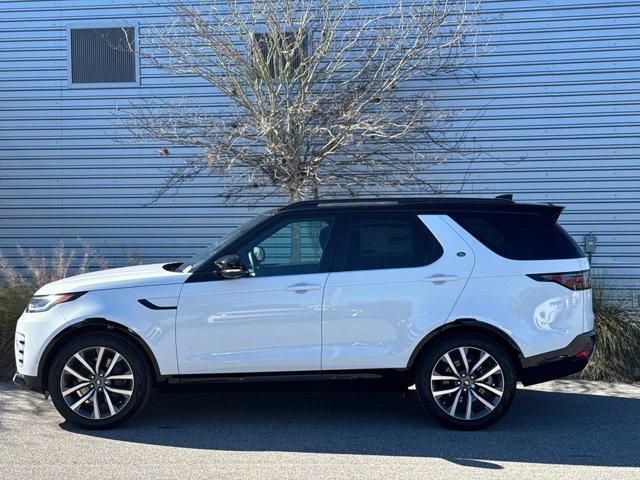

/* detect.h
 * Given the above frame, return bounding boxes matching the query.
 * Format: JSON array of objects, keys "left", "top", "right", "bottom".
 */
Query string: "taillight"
[
  {"left": 574, "top": 349, "right": 591, "bottom": 359},
  {"left": 527, "top": 270, "right": 591, "bottom": 291}
]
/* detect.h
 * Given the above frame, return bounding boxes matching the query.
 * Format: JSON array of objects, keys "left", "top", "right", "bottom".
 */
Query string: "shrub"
[
  {"left": 579, "top": 286, "right": 640, "bottom": 383},
  {"left": 0, "top": 243, "right": 108, "bottom": 379},
  {"left": 0, "top": 284, "right": 32, "bottom": 380}
]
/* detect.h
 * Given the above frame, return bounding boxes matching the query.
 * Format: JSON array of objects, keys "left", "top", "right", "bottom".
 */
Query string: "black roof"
[{"left": 277, "top": 195, "right": 564, "bottom": 222}]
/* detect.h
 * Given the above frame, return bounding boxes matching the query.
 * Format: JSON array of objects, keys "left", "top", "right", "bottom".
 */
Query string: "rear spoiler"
[
  {"left": 495, "top": 194, "right": 564, "bottom": 224},
  {"left": 514, "top": 203, "right": 564, "bottom": 224},
  {"left": 540, "top": 205, "right": 564, "bottom": 224}
]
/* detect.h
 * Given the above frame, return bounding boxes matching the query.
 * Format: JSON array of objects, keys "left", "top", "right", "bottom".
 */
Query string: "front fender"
[{"left": 17, "top": 284, "right": 182, "bottom": 378}]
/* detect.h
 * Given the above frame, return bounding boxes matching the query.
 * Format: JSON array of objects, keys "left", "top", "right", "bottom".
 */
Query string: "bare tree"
[{"left": 121, "top": 0, "right": 486, "bottom": 203}]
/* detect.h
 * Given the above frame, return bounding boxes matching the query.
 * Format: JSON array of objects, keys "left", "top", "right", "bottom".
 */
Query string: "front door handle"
[
  {"left": 424, "top": 274, "right": 459, "bottom": 284},
  {"left": 287, "top": 283, "right": 321, "bottom": 293}
]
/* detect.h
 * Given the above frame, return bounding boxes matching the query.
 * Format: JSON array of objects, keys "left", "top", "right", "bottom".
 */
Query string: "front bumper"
[
  {"left": 520, "top": 330, "right": 596, "bottom": 386},
  {"left": 13, "top": 372, "right": 44, "bottom": 394},
  {"left": 14, "top": 306, "right": 70, "bottom": 377}
]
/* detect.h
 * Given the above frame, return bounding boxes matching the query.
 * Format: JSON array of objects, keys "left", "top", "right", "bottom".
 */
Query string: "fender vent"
[{"left": 15, "top": 332, "right": 25, "bottom": 366}]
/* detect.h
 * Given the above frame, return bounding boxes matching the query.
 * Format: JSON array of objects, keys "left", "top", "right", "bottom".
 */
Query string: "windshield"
[{"left": 179, "top": 212, "right": 273, "bottom": 273}]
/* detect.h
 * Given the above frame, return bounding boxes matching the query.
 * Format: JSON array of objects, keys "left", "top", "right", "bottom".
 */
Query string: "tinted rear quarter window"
[{"left": 451, "top": 212, "right": 584, "bottom": 260}]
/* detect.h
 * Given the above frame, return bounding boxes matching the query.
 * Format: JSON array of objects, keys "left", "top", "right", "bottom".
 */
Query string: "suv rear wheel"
[
  {"left": 415, "top": 334, "right": 516, "bottom": 429},
  {"left": 48, "top": 333, "right": 152, "bottom": 429}
]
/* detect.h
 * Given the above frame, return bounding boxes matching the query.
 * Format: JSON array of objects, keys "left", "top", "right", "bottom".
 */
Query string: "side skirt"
[{"left": 158, "top": 369, "right": 414, "bottom": 393}]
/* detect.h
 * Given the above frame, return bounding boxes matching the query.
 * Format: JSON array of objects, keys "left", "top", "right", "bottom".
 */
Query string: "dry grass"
[
  {"left": 579, "top": 287, "right": 640, "bottom": 383},
  {"left": 0, "top": 243, "right": 108, "bottom": 379},
  {"left": 0, "top": 285, "right": 32, "bottom": 380}
]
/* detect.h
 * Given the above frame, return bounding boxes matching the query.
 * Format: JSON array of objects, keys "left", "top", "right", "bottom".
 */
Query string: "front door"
[{"left": 176, "top": 214, "right": 337, "bottom": 374}]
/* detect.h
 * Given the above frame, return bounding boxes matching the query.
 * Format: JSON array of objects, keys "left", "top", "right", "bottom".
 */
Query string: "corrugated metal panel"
[{"left": 0, "top": 0, "right": 639, "bottom": 296}]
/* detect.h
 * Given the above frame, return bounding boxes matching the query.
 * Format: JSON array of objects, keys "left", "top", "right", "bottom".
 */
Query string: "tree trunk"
[
  {"left": 291, "top": 222, "right": 302, "bottom": 264},
  {"left": 310, "top": 179, "right": 320, "bottom": 200},
  {"left": 288, "top": 188, "right": 303, "bottom": 203},
  {"left": 287, "top": 188, "right": 303, "bottom": 263}
]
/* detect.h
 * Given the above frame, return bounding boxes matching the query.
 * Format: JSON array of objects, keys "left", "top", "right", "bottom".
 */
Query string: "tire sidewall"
[
  {"left": 415, "top": 334, "right": 517, "bottom": 430},
  {"left": 48, "top": 333, "right": 151, "bottom": 429}
]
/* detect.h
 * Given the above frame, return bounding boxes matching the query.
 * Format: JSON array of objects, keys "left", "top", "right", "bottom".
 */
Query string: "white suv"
[{"left": 13, "top": 197, "right": 595, "bottom": 429}]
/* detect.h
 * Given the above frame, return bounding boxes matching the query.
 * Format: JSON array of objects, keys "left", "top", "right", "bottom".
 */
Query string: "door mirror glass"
[
  {"left": 252, "top": 246, "right": 265, "bottom": 262},
  {"left": 214, "top": 254, "right": 247, "bottom": 279}
]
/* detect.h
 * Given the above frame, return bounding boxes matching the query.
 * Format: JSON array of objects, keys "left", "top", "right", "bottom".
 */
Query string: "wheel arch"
[
  {"left": 38, "top": 317, "right": 162, "bottom": 390},
  {"left": 407, "top": 319, "right": 525, "bottom": 377}
]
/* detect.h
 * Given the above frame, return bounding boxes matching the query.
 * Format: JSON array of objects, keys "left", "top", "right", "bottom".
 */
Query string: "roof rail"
[
  {"left": 316, "top": 200, "right": 398, "bottom": 208},
  {"left": 278, "top": 195, "right": 521, "bottom": 211},
  {"left": 281, "top": 199, "right": 404, "bottom": 210}
]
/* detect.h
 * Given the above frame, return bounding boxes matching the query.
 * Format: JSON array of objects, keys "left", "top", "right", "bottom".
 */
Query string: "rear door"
[{"left": 321, "top": 213, "right": 474, "bottom": 370}]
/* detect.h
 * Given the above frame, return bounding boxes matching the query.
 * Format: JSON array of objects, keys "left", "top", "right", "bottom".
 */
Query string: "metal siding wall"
[{"left": 0, "top": 0, "right": 639, "bottom": 296}]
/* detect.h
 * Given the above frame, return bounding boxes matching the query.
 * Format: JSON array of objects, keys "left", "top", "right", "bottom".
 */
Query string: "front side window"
[
  {"left": 238, "top": 216, "right": 335, "bottom": 277},
  {"left": 179, "top": 212, "right": 274, "bottom": 273},
  {"left": 344, "top": 214, "right": 443, "bottom": 271}
]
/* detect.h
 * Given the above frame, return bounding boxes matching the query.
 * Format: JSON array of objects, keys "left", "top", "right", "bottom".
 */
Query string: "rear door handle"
[
  {"left": 424, "top": 275, "right": 459, "bottom": 284},
  {"left": 287, "top": 283, "right": 321, "bottom": 292}
]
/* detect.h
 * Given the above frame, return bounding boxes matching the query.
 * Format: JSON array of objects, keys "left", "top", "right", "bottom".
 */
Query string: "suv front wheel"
[
  {"left": 48, "top": 333, "right": 152, "bottom": 429},
  {"left": 415, "top": 334, "right": 516, "bottom": 429}
]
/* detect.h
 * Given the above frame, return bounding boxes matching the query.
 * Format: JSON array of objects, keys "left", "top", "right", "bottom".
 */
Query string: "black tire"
[
  {"left": 415, "top": 334, "right": 516, "bottom": 430},
  {"left": 48, "top": 333, "right": 152, "bottom": 429}
]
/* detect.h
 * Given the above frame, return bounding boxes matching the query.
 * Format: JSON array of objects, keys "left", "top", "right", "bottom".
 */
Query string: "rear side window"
[
  {"left": 451, "top": 212, "right": 584, "bottom": 260},
  {"left": 345, "top": 214, "right": 443, "bottom": 271}
]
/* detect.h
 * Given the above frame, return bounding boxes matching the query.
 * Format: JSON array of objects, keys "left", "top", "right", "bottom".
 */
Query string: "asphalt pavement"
[{"left": 1, "top": 379, "right": 639, "bottom": 479}]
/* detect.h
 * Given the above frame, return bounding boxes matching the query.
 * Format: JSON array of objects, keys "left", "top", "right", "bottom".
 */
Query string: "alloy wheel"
[
  {"left": 59, "top": 346, "right": 135, "bottom": 420},
  {"left": 430, "top": 346, "right": 504, "bottom": 421}
]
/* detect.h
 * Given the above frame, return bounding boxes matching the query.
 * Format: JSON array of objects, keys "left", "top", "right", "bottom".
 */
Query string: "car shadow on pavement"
[{"left": 63, "top": 388, "right": 640, "bottom": 468}]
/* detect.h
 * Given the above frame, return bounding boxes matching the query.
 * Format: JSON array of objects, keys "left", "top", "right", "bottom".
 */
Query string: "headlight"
[{"left": 26, "top": 292, "right": 86, "bottom": 313}]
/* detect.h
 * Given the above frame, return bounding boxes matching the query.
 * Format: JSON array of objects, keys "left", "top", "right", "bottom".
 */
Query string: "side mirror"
[
  {"left": 252, "top": 246, "right": 265, "bottom": 262},
  {"left": 214, "top": 254, "right": 247, "bottom": 279}
]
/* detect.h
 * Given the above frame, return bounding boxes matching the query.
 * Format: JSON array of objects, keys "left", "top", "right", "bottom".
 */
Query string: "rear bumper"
[
  {"left": 520, "top": 330, "right": 596, "bottom": 386},
  {"left": 13, "top": 372, "right": 44, "bottom": 394}
]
